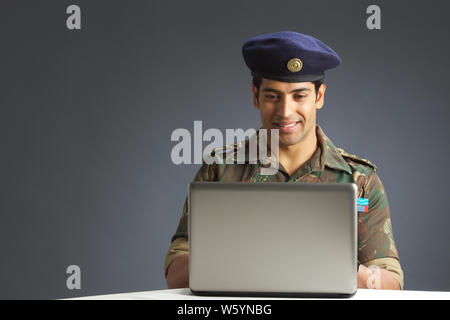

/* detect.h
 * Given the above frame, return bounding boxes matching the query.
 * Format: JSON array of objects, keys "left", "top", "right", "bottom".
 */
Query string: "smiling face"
[{"left": 252, "top": 78, "right": 326, "bottom": 148}]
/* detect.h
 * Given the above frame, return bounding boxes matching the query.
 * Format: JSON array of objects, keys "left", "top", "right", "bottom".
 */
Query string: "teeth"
[{"left": 279, "top": 123, "right": 297, "bottom": 128}]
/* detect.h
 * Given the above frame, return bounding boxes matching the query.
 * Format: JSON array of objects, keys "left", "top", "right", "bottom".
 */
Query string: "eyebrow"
[{"left": 261, "top": 87, "right": 311, "bottom": 94}]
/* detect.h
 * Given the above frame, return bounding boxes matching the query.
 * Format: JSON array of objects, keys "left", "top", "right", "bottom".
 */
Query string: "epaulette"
[
  {"left": 336, "top": 147, "right": 377, "bottom": 171},
  {"left": 210, "top": 141, "right": 244, "bottom": 157}
]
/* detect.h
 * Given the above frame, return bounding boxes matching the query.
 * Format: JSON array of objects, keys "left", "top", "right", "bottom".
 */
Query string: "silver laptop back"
[{"left": 188, "top": 182, "right": 357, "bottom": 297}]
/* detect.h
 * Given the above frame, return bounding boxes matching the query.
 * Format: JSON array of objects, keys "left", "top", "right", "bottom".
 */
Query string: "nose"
[{"left": 277, "top": 95, "right": 295, "bottom": 118}]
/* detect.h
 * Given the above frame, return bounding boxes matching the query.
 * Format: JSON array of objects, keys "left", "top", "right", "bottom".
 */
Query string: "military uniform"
[
  {"left": 165, "top": 31, "right": 404, "bottom": 289},
  {"left": 165, "top": 126, "right": 404, "bottom": 288}
]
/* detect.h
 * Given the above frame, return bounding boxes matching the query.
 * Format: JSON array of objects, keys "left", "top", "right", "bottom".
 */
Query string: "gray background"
[{"left": 1, "top": 0, "right": 449, "bottom": 299}]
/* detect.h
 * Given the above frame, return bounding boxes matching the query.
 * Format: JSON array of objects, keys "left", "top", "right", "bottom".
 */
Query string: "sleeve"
[
  {"left": 358, "top": 171, "right": 402, "bottom": 265},
  {"left": 163, "top": 163, "right": 216, "bottom": 277}
]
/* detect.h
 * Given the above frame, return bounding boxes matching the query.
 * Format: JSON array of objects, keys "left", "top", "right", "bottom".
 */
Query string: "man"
[{"left": 164, "top": 31, "right": 404, "bottom": 290}]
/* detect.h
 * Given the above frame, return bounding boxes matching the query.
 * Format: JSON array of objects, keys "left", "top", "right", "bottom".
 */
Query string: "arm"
[
  {"left": 166, "top": 254, "right": 189, "bottom": 289},
  {"left": 164, "top": 163, "right": 217, "bottom": 288},
  {"left": 357, "top": 171, "right": 404, "bottom": 290}
]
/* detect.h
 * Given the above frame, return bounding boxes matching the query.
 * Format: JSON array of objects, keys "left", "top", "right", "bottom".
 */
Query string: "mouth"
[{"left": 273, "top": 121, "right": 301, "bottom": 132}]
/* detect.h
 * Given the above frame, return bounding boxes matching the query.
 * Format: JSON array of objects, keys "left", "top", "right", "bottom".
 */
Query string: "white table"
[{"left": 71, "top": 288, "right": 450, "bottom": 300}]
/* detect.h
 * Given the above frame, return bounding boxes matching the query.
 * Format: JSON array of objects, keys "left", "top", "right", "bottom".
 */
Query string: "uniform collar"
[{"left": 249, "top": 125, "right": 352, "bottom": 175}]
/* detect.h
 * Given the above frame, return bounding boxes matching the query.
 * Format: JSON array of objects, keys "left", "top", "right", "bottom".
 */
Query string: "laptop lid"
[{"left": 188, "top": 181, "right": 357, "bottom": 297}]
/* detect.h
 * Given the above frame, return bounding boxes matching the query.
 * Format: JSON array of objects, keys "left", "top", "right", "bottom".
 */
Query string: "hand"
[
  {"left": 357, "top": 264, "right": 400, "bottom": 290},
  {"left": 357, "top": 264, "right": 381, "bottom": 289}
]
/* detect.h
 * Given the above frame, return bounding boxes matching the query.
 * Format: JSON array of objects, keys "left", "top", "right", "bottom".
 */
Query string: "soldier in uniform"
[{"left": 164, "top": 31, "right": 404, "bottom": 290}]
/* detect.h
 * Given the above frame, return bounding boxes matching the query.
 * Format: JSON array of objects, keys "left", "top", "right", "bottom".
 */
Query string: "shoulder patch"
[{"left": 336, "top": 147, "right": 377, "bottom": 171}]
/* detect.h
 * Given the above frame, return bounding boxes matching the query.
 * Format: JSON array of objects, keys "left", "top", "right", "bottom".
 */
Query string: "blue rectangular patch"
[
  {"left": 357, "top": 198, "right": 369, "bottom": 206},
  {"left": 357, "top": 204, "right": 368, "bottom": 213}
]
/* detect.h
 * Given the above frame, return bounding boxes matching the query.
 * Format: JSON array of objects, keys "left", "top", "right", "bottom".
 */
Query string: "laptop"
[{"left": 188, "top": 181, "right": 358, "bottom": 298}]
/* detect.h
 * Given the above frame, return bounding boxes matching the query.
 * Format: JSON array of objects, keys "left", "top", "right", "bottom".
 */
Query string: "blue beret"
[{"left": 242, "top": 31, "right": 341, "bottom": 82}]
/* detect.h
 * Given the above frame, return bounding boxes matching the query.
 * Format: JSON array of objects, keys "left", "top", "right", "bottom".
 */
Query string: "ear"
[
  {"left": 252, "top": 84, "right": 260, "bottom": 109},
  {"left": 315, "top": 83, "right": 326, "bottom": 110}
]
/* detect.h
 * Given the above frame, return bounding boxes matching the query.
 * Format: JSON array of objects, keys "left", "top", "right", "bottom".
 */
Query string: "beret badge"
[{"left": 287, "top": 58, "right": 303, "bottom": 73}]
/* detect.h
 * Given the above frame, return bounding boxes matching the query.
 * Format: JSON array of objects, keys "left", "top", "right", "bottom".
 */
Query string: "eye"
[
  {"left": 294, "top": 94, "right": 306, "bottom": 99},
  {"left": 265, "top": 94, "right": 277, "bottom": 100}
]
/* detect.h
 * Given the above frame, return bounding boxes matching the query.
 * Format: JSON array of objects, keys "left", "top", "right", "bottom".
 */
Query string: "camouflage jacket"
[{"left": 165, "top": 125, "right": 403, "bottom": 287}]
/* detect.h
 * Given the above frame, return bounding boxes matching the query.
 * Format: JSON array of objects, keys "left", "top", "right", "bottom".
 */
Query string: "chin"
[{"left": 279, "top": 136, "right": 302, "bottom": 147}]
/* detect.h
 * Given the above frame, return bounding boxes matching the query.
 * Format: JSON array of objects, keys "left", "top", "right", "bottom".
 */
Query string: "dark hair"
[{"left": 252, "top": 75, "right": 324, "bottom": 96}]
